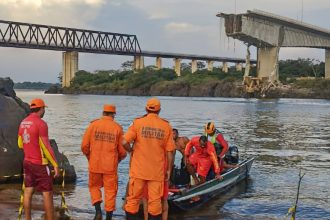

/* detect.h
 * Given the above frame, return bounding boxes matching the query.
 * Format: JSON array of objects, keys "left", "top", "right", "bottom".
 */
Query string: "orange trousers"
[
  {"left": 89, "top": 172, "right": 118, "bottom": 212},
  {"left": 124, "top": 177, "right": 164, "bottom": 215}
]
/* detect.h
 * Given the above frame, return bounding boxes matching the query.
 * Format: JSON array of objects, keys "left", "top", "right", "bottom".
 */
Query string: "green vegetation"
[
  {"left": 279, "top": 58, "right": 325, "bottom": 83},
  {"left": 69, "top": 66, "right": 243, "bottom": 92},
  {"left": 14, "top": 81, "right": 58, "bottom": 90},
  {"left": 68, "top": 58, "right": 329, "bottom": 93}
]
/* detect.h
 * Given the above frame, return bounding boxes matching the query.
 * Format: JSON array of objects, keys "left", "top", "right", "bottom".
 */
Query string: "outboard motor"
[{"left": 225, "top": 145, "right": 239, "bottom": 164}]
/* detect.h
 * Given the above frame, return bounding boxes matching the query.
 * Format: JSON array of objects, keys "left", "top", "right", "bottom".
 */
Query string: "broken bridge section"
[{"left": 218, "top": 9, "right": 330, "bottom": 80}]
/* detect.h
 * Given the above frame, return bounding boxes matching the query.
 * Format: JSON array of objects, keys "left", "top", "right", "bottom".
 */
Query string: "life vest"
[{"left": 205, "top": 129, "right": 223, "bottom": 155}]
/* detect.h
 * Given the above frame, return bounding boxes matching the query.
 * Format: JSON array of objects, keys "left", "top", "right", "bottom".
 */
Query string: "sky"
[{"left": 0, "top": 0, "right": 329, "bottom": 83}]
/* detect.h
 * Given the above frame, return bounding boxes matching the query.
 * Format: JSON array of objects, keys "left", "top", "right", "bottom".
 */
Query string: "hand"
[
  {"left": 215, "top": 174, "right": 223, "bottom": 180},
  {"left": 54, "top": 166, "right": 60, "bottom": 178},
  {"left": 165, "top": 169, "right": 171, "bottom": 181}
]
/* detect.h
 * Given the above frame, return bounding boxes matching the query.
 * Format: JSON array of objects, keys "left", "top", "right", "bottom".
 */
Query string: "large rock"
[{"left": 0, "top": 77, "right": 76, "bottom": 183}]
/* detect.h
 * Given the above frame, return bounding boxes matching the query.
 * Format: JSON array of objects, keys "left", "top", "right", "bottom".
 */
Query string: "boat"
[{"left": 168, "top": 157, "right": 255, "bottom": 211}]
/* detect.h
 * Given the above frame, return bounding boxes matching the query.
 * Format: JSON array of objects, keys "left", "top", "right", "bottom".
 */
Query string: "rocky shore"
[{"left": 0, "top": 77, "right": 76, "bottom": 183}]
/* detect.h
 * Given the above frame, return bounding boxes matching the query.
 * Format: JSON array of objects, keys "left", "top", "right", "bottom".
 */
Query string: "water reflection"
[{"left": 3, "top": 91, "right": 329, "bottom": 220}]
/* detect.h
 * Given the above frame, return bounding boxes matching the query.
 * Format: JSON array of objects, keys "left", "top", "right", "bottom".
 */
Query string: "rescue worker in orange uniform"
[
  {"left": 204, "top": 122, "right": 229, "bottom": 159},
  {"left": 81, "top": 104, "right": 127, "bottom": 220},
  {"left": 142, "top": 129, "right": 189, "bottom": 220},
  {"left": 184, "top": 136, "right": 222, "bottom": 185},
  {"left": 123, "top": 97, "right": 175, "bottom": 220},
  {"left": 18, "top": 98, "right": 59, "bottom": 220}
]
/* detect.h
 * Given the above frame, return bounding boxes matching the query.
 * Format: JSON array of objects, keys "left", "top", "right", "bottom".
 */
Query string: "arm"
[
  {"left": 207, "top": 143, "right": 220, "bottom": 175},
  {"left": 184, "top": 141, "right": 193, "bottom": 165},
  {"left": 216, "top": 134, "right": 229, "bottom": 158},
  {"left": 166, "top": 150, "right": 174, "bottom": 181},
  {"left": 17, "top": 125, "right": 23, "bottom": 149},
  {"left": 81, "top": 124, "right": 93, "bottom": 159},
  {"left": 39, "top": 121, "right": 59, "bottom": 177},
  {"left": 165, "top": 127, "right": 175, "bottom": 181},
  {"left": 117, "top": 128, "right": 127, "bottom": 162},
  {"left": 122, "top": 122, "right": 137, "bottom": 152},
  {"left": 39, "top": 122, "right": 58, "bottom": 168}
]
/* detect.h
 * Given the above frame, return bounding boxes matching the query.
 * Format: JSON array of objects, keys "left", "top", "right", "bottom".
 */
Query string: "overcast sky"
[{"left": 0, "top": 0, "right": 329, "bottom": 83}]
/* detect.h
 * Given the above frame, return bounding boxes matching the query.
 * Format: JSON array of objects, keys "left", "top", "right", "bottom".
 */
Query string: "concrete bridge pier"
[
  {"left": 191, "top": 59, "right": 197, "bottom": 73},
  {"left": 207, "top": 61, "right": 214, "bottom": 71},
  {"left": 222, "top": 62, "right": 228, "bottom": 73},
  {"left": 174, "top": 58, "right": 181, "bottom": 76},
  {"left": 156, "top": 57, "right": 162, "bottom": 70},
  {"left": 235, "top": 63, "right": 243, "bottom": 71},
  {"left": 134, "top": 55, "right": 144, "bottom": 71},
  {"left": 325, "top": 49, "right": 330, "bottom": 79},
  {"left": 62, "top": 51, "right": 78, "bottom": 87},
  {"left": 257, "top": 47, "right": 279, "bottom": 81}
]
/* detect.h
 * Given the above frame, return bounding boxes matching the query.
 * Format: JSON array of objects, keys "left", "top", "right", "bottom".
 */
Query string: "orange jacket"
[
  {"left": 124, "top": 113, "right": 175, "bottom": 181},
  {"left": 18, "top": 113, "right": 58, "bottom": 167},
  {"left": 81, "top": 116, "right": 126, "bottom": 174},
  {"left": 185, "top": 136, "right": 220, "bottom": 174}
]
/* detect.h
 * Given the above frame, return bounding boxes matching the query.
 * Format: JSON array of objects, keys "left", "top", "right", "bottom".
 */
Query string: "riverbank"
[{"left": 46, "top": 78, "right": 330, "bottom": 99}]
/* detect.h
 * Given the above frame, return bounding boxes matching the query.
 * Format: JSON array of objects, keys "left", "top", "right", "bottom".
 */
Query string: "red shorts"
[
  {"left": 23, "top": 160, "right": 53, "bottom": 192},
  {"left": 143, "top": 181, "right": 169, "bottom": 200},
  {"left": 189, "top": 153, "right": 212, "bottom": 177}
]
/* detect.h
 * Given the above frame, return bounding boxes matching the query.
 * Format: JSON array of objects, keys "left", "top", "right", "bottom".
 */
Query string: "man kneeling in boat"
[{"left": 184, "top": 136, "right": 222, "bottom": 185}]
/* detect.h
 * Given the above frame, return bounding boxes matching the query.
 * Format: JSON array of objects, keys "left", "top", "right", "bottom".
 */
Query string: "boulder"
[
  {"left": 0, "top": 77, "right": 76, "bottom": 183},
  {"left": 45, "top": 85, "right": 63, "bottom": 94}
]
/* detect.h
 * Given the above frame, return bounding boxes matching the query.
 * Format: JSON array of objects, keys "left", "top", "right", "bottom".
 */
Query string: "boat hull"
[{"left": 168, "top": 157, "right": 255, "bottom": 211}]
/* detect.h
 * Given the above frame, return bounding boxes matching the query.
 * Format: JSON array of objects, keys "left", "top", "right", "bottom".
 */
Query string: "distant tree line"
[
  {"left": 279, "top": 58, "right": 325, "bottom": 82},
  {"left": 14, "top": 81, "right": 59, "bottom": 90}
]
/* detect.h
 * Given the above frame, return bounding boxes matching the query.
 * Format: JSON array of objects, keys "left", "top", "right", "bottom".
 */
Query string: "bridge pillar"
[
  {"left": 191, "top": 59, "right": 197, "bottom": 73},
  {"left": 222, "top": 62, "right": 228, "bottom": 73},
  {"left": 134, "top": 56, "right": 144, "bottom": 71},
  {"left": 174, "top": 58, "right": 181, "bottom": 76},
  {"left": 325, "top": 49, "right": 330, "bottom": 79},
  {"left": 207, "top": 61, "right": 214, "bottom": 71},
  {"left": 62, "top": 51, "right": 78, "bottom": 87},
  {"left": 156, "top": 57, "right": 162, "bottom": 70},
  {"left": 235, "top": 63, "right": 242, "bottom": 71},
  {"left": 257, "top": 47, "right": 279, "bottom": 81}
]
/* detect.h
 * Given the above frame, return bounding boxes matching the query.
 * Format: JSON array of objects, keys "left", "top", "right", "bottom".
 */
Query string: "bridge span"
[
  {"left": 0, "top": 20, "right": 252, "bottom": 87},
  {"left": 218, "top": 9, "right": 330, "bottom": 81}
]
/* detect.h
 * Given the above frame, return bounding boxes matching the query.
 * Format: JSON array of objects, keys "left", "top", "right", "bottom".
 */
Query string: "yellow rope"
[
  {"left": 17, "top": 179, "right": 25, "bottom": 220},
  {"left": 61, "top": 169, "right": 68, "bottom": 210}
]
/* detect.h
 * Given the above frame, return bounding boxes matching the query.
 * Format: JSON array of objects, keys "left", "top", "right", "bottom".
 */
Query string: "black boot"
[
  {"left": 148, "top": 213, "right": 162, "bottom": 220},
  {"left": 106, "top": 211, "right": 113, "bottom": 220},
  {"left": 93, "top": 201, "right": 103, "bottom": 220},
  {"left": 125, "top": 211, "right": 139, "bottom": 220}
]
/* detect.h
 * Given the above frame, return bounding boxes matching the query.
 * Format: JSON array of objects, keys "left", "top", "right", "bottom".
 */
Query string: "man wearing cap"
[
  {"left": 18, "top": 98, "right": 59, "bottom": 220},
  {"left": 82, "top": 104, "right": 127, "bottom": 220},
  {"left": 123, "top": 97, "right": 175, "bottom": 220}
]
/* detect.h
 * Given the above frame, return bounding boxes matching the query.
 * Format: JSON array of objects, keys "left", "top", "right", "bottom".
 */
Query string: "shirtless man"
[{"left": 172, "top": 128, "right": 189, "bottom": 157}]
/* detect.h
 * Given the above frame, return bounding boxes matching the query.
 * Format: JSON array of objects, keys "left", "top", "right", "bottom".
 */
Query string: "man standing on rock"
[
  {"left": 123, "top": 97, "right": 175, "bottom": 220},
  {"left": 18, "top": 98, "right": 59, "bottom": 220},
  {"left": 82, "top": 104, "right": 127, "bottom": 220}
]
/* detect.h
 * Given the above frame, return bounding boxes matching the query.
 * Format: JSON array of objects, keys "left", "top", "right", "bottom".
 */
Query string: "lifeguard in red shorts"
[
  {"left": 18, "top": 98, "right": 59, "bottom": 220},
  {"left": 184, "top": 136, "right": 222, "bottom": 185}
]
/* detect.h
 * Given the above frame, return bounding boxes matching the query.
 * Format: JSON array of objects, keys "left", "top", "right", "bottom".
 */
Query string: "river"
[{"left": 1, "top": 90, "right": 329, "bottom": 220}]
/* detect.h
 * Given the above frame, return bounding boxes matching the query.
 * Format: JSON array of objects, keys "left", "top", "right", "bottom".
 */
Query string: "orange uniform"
[
  {"left": 185, "top": 136, "right": 220, "bottom": 177},
  {"left": 124, "top": 113, "right": 175, "bottom": 216},
  {"left": 81, "top": 115, "right": 126, "bottom": 212}
]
